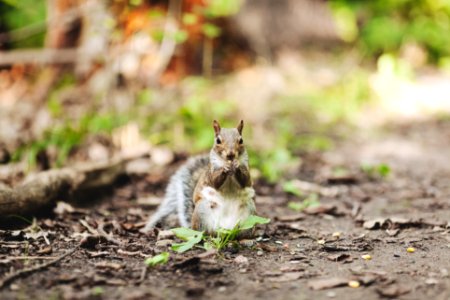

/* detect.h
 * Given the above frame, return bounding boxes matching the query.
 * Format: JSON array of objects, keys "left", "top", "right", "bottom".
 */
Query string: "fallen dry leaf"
[
  {"left": 303, "top": 204, "right": 337, "bottom": 215},
  {"left": 308, "top": 277, "right": 348, "bottom": 290},
  {"left": 376, "top": 284, "right": 411, "bottom": 298},
  {"left": 327, "top": 253, "right": 351, "bottom": 262},
  {"left": 275, "top": 214, "right": 305, "bottom": 222}
]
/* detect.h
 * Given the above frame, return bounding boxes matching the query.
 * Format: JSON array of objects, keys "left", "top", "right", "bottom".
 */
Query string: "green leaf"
[
  {"left": 283, "top": 181, "right": 303, "bottom": 197},
  {"left": 203, "top": 241, "right": 213, "bottom": 251},
  {"left": 202, "top": 23, "right": 221, "bottom": 39},
  {"left": 171, "top": 232, "right": 203, "bottom": 253},
  {"left": 145, "top": 252, "right": 170, "bottom": 267},
  {"left": 239, "top": 215, "right": 270, "bottom": 230},
  {"left": 182, "top": 13, "right": 198, "bottom": 25},
  {"left": 173, "top": 29, "right": 188, "bottom": 44},
  {"left": 288, "top": 193, "right": 320, "bottom": 211},
  {"left": 377, "top": 163, "right": 391, "bottom": 178},
  {"left": 91, "top": 287, "right": 104, "bottom": 296},
  {"left": 171, "top": 227, "right": 203, "bottom": 241}
]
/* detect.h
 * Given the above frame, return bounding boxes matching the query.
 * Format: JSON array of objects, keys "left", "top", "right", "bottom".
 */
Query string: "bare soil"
[{"left": 1, "top": 120, "right": 450, "bottom": 300}]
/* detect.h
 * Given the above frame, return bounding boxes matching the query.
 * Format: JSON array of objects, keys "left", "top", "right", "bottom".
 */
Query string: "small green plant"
[
  {"left": 288, "top": 193, "right": 320, "bottom": 211},
  {"left": 283, "top": 180, "right": 303, "bottom": 197},
  {"left": 170, "top": 215, "right": 270, "bottom": 253},
  {"left": 171, "top": 228, "right": 205, "bottom": 253},
  {"left": 91, "top": 286, "right": 104, "bottom": 296},
  {"left": 361, "top": 163, "right": 391, "bottom": 179},
  {"left": 144, "top": 252, "right": 170, "bottom": 267}
]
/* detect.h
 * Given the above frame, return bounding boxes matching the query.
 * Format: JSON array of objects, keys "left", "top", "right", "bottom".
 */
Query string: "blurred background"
[{"left": 1, "top": 0, "right": 450, "bottom": 183}]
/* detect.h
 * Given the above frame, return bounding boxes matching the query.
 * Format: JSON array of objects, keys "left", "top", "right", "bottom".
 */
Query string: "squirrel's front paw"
[{"left": 224, "top": 162, "right": 234, "bottom": 174}]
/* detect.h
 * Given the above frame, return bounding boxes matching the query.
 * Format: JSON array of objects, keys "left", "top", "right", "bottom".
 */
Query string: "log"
[{"left": 0, "top": 155, "right": 141, "bottom": 216}]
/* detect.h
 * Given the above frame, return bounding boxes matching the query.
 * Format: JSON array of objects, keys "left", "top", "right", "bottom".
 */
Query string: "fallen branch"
[
  {"left": 0, "top": 48, "right": 80, "bottom": 66},
  {"left": 0, "top": 154, "right": 145, "bottom": 216},
  {"left": 0, "top": 247, "right": 78, "bottom": 289}
]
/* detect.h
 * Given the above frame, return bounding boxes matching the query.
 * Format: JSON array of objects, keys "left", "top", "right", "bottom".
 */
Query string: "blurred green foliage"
[
  {"left": 288, "top": 193, "right": 320, "bottom": 212},
  {"left": 14, "top": 68, "right": 370, "bottom": 181},
  {"left": 13, "top": 112, "right": 128, "bottom": 168},
  {"left": 0, "top": 0, "right": 46, "bottom": 47},
  {"left": 330, "top": 0, "right": 450, "bottom": 63},
  {"left": 361, "top": 163, "right": 391, "bottom": 179}
]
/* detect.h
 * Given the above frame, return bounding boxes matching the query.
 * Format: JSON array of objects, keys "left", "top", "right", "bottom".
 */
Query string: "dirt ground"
[{"left": 1, "top": 119, "right": 450, "bottom": 300}]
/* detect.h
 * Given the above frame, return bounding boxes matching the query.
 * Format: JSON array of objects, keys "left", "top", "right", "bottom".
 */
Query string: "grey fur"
[{"left": 141, "top": 155, "right": 209, "bottom": 232}]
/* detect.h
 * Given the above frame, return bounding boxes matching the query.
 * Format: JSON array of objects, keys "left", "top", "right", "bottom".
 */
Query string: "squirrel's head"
[{"left": 212, "top": 120, "right": 245, "bottom": 162}]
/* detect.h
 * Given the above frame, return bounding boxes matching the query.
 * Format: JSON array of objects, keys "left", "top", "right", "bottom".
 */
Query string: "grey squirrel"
[{"left": 141, "top": 120, "right": 256, "bottom": 234}]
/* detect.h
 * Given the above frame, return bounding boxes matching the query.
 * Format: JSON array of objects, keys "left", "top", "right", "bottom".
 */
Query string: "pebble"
[
  {"left": 257, "top": 250, "right": 264, "bottom": 256},
  {"left": 326, "top": 291, "right": 336, "bottom": 298},
  {"left": 234, "top": 255, "right": 249, "bottom": 266},
  {"left": 239, "top": 239, "right": 255, "bottom": 247},
  {"left": 157, "top": 230, "right": 175, "bottom": 240}
]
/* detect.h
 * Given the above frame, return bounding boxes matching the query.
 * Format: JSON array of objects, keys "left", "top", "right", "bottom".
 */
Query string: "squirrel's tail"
[{"left": 141, "top": 155, "right": 209, "bottom": 233}]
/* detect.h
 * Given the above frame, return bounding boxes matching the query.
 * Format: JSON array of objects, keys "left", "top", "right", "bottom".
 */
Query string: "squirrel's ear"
[
  {"left": 213, "top": 120, "right": 221, "bottom": 136},
  {"left": 237, "top": 120, "right": 244, "bottom": 135}
]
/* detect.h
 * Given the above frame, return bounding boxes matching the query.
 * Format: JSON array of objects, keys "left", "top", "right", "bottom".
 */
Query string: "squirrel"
[{"left": 141, "top": 120, "right": 256, "bottom": 234}]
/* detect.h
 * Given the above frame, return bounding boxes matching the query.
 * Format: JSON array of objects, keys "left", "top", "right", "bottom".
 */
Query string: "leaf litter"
[{"left": 1, "top": 121, "right": 450, "bottom": 300}]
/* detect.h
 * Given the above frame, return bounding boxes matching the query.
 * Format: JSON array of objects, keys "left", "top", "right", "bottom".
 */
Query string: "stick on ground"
[{"left": 0, "top": 247, "right": 78, "bottom": 289}]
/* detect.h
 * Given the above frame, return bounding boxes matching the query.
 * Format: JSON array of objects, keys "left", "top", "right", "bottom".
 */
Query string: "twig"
[
  {"left": 0, "top": 247, "right": 78, "bottom": 289},
  {"left": 138, "top": 265, "right": 147, "bottom": 283},
  {"left": 2, "top": 256, "right": 57, "bottom": 261},
  {"left": 97, "top": 222, "right": 122, "bottom": 246},
  {"left": 0, "top": 48, "right": 79, "bottom": 66},
  {"left": 117, "top": 249, "right": 147, "bottom": 258},
  {"left": 79, "top": 219, "right": 98, "bottom": 235},
  {"left": 79, "top": 220, "right": 122, "bottom": 246}
]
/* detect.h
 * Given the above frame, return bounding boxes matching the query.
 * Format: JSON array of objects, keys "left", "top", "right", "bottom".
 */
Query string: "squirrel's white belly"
[{"left": 199, "top": 186, "right": 255, "bottom": 232}]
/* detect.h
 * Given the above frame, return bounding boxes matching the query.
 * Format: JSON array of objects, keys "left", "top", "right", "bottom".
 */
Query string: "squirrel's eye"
[
  {"left": 239, "top": 138, "right": 243, "bottom": 144},
  {"left": 216, "top": 137, "right": 222, "bottom": 144}
]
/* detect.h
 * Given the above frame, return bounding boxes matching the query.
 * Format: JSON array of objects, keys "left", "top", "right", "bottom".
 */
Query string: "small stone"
[
  {"left": 275, "top": 240, "right": 283, "bottom": 245},
  {"left": 326, "top": 291, "right": 336, "bottom": 298},
  {"left": 348, "top": 280, "right": 360, "bottom": 288},
  {"left": 157, "top": 230, "right": 175, "bottom": 240},
  {"left": 239, "top": 239, "right": 255, "bottom": 247},
  {"left": 257, "top": 250, "right": 264, "bottom": 256},
  {"left": 317, "top": 239, "right": 326, "bottom": 245},
  {"left": 234, "top": 255, "right": 249, "bottom": 266},
  {"left": 218, "top": 286, "right": 227, "bottom": 292},
  {"left": 332, "top": 232, "right": 341, "bottom": 238}
]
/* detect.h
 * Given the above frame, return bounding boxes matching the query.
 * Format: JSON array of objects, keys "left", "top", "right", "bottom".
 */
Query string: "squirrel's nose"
[{"left": 226, "top": 152, "right": 235, "bottom": 161}]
